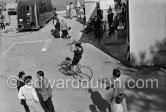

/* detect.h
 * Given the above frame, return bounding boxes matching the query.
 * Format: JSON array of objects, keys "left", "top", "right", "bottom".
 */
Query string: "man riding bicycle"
[
  {"left": 60, "top": 41, "right": 83, "bottom": 75},
  {"left": 70, "top": 42, "right": 83, "bottom": 71}
]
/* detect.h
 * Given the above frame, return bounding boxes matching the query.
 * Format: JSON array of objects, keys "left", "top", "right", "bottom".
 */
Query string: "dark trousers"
[
  {"left": 40, "top": 96, "right": 55, "bottom": 112},
  {"left": 0, "top": 22, "right": 5, "bottom": 29},
  {"left": 94, "top": 28, "right": 101, "bottom": 38},
  {"left": 21, "top": 99, "right": 30, "bottom": 112}
]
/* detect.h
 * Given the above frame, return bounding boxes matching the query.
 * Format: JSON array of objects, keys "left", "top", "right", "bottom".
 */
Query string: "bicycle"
[{"left": 58, "top": 62, "right": 93, "bottom": 82}]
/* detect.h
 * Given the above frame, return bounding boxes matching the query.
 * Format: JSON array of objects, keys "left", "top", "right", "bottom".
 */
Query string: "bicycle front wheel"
[
  {"left": 81, "top": 66, "right": 93, "bottom": 79},
  {"left": 73, "top": 72, "right": 90, "bottom": 82}
]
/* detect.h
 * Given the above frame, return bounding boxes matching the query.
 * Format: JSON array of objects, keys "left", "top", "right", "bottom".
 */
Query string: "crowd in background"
[
  {"left": 65, "top": 0, "right": 85, "bottom": 20},
  {"left": 107, "top": 1, "right": 127, "bottom": 37},
  {"left": 52, "top": 1, "right": 86, "bottom": 39},
  {"left": 84, "top": 0, "right": 127, "bottom": 43}
]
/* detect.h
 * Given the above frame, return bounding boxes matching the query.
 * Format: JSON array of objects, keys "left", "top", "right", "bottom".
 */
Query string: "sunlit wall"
[{"left": 129, "top": 0, "right": 166, "bottom": 65}]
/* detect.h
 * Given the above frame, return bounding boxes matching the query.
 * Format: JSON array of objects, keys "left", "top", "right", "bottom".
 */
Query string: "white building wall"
[
  {"left": 129, "top": 0, "right": 166, "bottom": 65},
  {"left": 84, "top": 0, "right": 99, "bottom": 22},
  {"left": 99, "top": 0, "right": 114, "bottom": 10}
]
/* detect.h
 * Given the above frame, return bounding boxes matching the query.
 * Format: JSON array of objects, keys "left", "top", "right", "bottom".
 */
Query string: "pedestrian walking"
[
  {"left": 54, "top": 19, "right": 60, "bottom": 38},
  {"left": 94, "top": 16, "right": 102, "bottom": 42},
  {"left": 111, "top": 69, "right": 124, "bottom": 101},
  {"left": 37, "top": 71, "right": 55, "bottom": 112},
  {"left": 76, "top": 0, "right": 81, "bottom": 18},
  {"left": 97, "top": 7, "right": 103, "bottom": 19},
  {"left": 60, "top": 19, "right": 68, "bottom": 39},
  {"left": 3, "top": 8, "right": 10, "bottom": 25},
  {"left": 65, "top": 2, "right": 70, "bottom": 19},
  {"left": 70, "top": 2, "right": 76, "bottom": 19},
  {"left": 107, "top": 9, "right": 114, "bottom": 29},
  {"left": 18, "top": 75, "right": 43, "bottom": 112},
  {"left": 17, "top": 71, "right": 30, "bottom": 112},
  {"left": 0, "top": 12, "right": 5, "bottom": 29},
  {"left": 53, "top": 8, "right": 58, "bottom": 25}
]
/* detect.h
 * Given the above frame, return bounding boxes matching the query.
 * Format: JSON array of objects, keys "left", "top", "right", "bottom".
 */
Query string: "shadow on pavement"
[
  {"left": 89, "top": 104, "right": 98, "bottom": 112},
  {"left": 88, "top": 88, "right": 111, "bottom": 112},
  {"left": 121, "top": 67, "right": 166, "bottom": 112}
]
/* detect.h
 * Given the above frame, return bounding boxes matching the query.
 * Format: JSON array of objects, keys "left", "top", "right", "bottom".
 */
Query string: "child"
[
  {"left": 67, "top": 27, "right": 72, "bottom": 39},
  {"left": 111, "top": 93, "right": 127, "bottom": 112}
]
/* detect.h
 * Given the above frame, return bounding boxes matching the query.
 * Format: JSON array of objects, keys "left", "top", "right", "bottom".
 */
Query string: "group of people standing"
[
  {"left": 65, "top": 0, "right": 85, "bottom": 19},
  {"left": 17, "top": 71, "right": 55, "bottom": 112},
  {"left": 53, "top": 17, "right": 71, "bottom": 39},
  {"left": 107, "top": 1, "right": 127, "bottom": 37}
]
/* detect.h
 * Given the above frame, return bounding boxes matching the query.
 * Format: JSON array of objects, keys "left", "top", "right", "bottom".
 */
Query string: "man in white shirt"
[
  {"left": 17, "top": 71, "right": 30, "bottom": 112},
  {"left": 111, "top": 69, "right": 128, "bottom": 112},
  {"left": 111, "top": 69, "right": 124, "bottom": 100},
  {"left": 18, "top": 76, "right": 43, "bottom": 112}
]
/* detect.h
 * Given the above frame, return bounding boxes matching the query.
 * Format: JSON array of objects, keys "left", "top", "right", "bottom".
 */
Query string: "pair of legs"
[
  {"left": 21, "top": 99, "right": 30, "bottom": 112},
  {"left": 61, "top": 30, "right": 68, "bottom": 39},
  {"left": 40, "top": 96, "right": 55, "bottom": 112},
  {"left": 26, "top": 99, "right": 43, "bottom": 112},
  {"left": 94, "top": 28, "right": 101, "bottom": 38}
]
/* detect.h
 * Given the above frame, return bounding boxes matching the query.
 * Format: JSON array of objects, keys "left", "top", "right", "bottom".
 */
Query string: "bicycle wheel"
[
  {"left": 81, "top": 66, "right": 93, "bottom": 79},
  {"left": 73, "top": 72, "right": 90, "bottom": 82}
]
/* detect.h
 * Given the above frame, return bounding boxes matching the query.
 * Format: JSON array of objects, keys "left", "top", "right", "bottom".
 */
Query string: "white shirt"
[
  {"left": 112, "top": 103, "right": 124, "bottom": 112},
  {"left": 18, "top": 85, "right": 39, "bottom": 102}
]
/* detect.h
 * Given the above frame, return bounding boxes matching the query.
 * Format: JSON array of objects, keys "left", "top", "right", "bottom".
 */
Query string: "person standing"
[
  {"left": 60, "top": 19, "right": 68, "bottom": 39},
  {"left": 111, "top": 69, "right": 124, "bottom": 101},
  {"left": 54, "top": 19, "right": 60, "bottom": 38},
  {"left": 70, "top": 2, "right": 76, "bottom": 19},
  {"left": 18, "top": 75, "right": 43, "bottom": 112},
  {"left": 94, "top": 16, "right": 101, "bottom": 42},
  {"left": 76, "top": 0, "right": 81, "bottom": 18},
  {"left": 0, "top": 12, "right": 5, "bottom": 29},
  {"left": 65, "top": 2, "right": 70, "bottom": 19},
  {"left": 3, "top": 8, "right": 10, "bottom": 25},
  {"left": 37, "top": 71, "right": 55, "bottom": 112},
  {"left": 107, "top": 9, "right": 114, "bottom": 29},
  {"left": 53, "top": 8, "right": 58, "bottom": 25},
  {"left": 17, "top": 71, "right": 30, "bottom": 112},
  {"left": 97, "top": 7, "right": 103, "bottom": 19}
]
